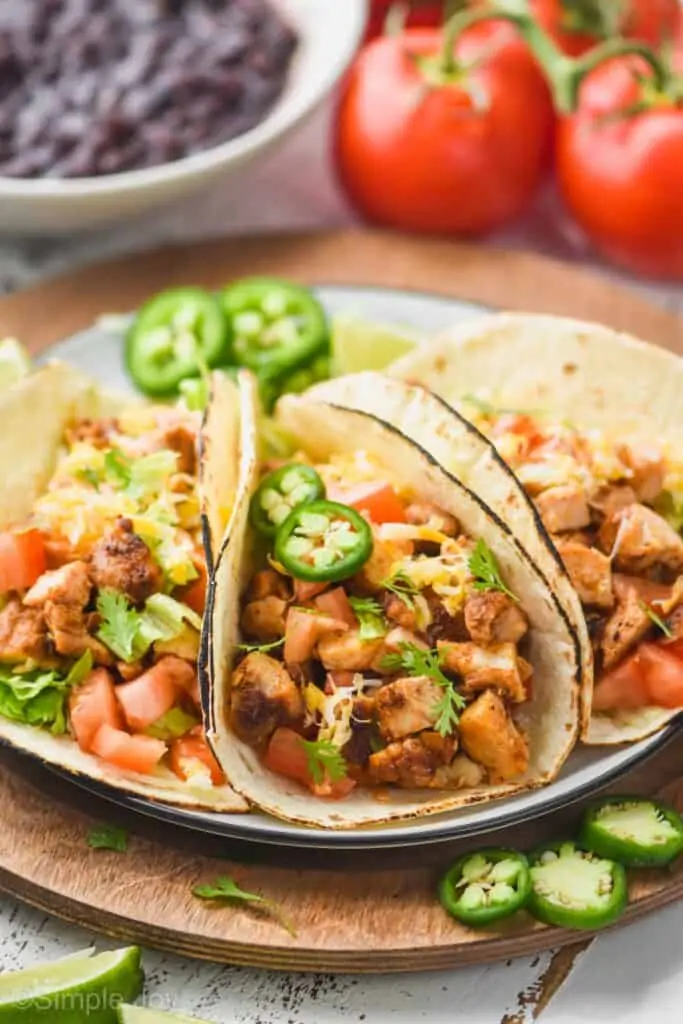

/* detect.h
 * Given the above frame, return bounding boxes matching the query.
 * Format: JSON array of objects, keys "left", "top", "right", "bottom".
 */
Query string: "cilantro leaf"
[
  {"left": 300, "top": 738, "right": 348, "bottom": 785},
  {"left": 348, "top": 595, "right": 386, "bottom": 640},
  {"left": 96, "top": 589, "right": 144, "bottom": 662},
  {"left": 193, "top": 875, "right": 297, "bottom": 937},
  {"left": 380, "top": 641, "right": 465, "bottom": 737},
  {"left": 237, "top": 637, "right": 285, "bottom": 655},
  {"left": 87, "top": 824, "right": 128, "bottom": 852},
  {"left": 468, "top": 539, "right": 518, "bottom": 602},
  {"left": 640, "top": 602, "right": 674, "bottom": 639},
  {"left": 381, "top": 569, "right": 420, "bottom": 610}
]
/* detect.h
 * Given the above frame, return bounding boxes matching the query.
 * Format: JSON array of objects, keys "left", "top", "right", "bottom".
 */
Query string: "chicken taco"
[
  {"left": 205, "top": 379, "right": 581, "bottom": 828},
  {"left": 390, "top": 313, "right": 683, "bottom": 744},
  {"left": 0, "top": 360, "right": 247, "bottom": 810}
]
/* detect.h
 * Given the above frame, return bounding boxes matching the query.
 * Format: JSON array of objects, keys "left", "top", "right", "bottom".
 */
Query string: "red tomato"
[
  {"left": 557, "top": 55, "right": 683, "bottom": 279},
  {"left": 592, "top": 652, "right": 650, "bottom": 711},
  {"left": 115, "top": 657, "right": 192, "bottom": 731},
  {"left": 0, "top": 529, "right": 46, "bottom": 593},
  {"left": 293, "top": 579, "right": 329, "bottom": 603},
  {"left": 69, "top": 668, "right": 124, "bottom": 752},
  {"left": 314, "top": 587, "right": 357, "bottom": 628},
  {"left": 639, "top": 643, "right": 683, "bottom": 708},
  {"left": 364, "top": 1, "right": 442, "bottom": 43},
  {"left": 179, "top": 560, "right": 207, "bottom": 616},
  {"left": 170, "top": 733, "right": 225, "bottom": 786},
  {"left": 264, "top": 727, "right": 356, "bottom": 799},
  {"left": 90, "top": 724, "right": 166, "bottom": 774},
  {"left": 335, "top": 24, "right": 554, "bottom": 235},
  {"left": 328, "top": 481, "right": 407, "bottom": 524},
  {"left": 530, "top": 0, "right": 680, "bottom": 56}
]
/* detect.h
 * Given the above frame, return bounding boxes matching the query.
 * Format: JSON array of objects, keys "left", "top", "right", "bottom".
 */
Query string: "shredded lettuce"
[
  {"left": 0, "top": 651, "right": 93, "bottom": 735},
  {"left": 145, "top": 706, "right": 199, "bottom": 740}
]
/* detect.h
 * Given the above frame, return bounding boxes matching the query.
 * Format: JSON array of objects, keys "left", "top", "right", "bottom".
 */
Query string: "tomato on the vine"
[
  {"left": 530, "top": 0, "right": 680, "bottom": 56},
  {"left": 364, "top": 1, "right": 442, "bottom": 44},
  {"left": 335, "top": 21, "right": 555, "bottom": 236}
]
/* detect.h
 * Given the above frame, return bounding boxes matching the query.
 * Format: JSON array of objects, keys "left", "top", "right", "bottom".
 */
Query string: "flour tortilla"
[
  {"left": 0, "top": 362, "right": 247, "bottom": 811},
  {"left": 206, "top": 380, "right": 581, "bottom": 829},
  {"left": 389, "top": 312, "right": 683, "bottom": 744}
]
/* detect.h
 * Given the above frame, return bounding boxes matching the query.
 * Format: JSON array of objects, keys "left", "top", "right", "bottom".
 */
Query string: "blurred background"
[{"left": 0, "top": 0, "right": 680, "bottom": 306}]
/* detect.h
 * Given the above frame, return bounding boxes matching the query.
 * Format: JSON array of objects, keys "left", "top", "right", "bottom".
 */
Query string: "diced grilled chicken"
[
  {"left": 464, "top": 591, "right": 528, "bottom": 646},
  {"left": 619, "top": 442, "right": 666, "bottom": 504},
  {"left": 367, "top": 732, "right": 456, "bottom": 788},
  {"left": 439, "top": 641, "right": 528, "bottom": 703},
  {"left": 588, "top": 484, "right": 638, "bottom": 518},
  {"left": 241, "top": 596, "right": 288, "bottom": 642},
  {"left": 430, "top": 752, "right": 486, "bottom": 790},
  {"left": 375, "top": 676, "right": 442, "bottom": 741},
  {"left": 65, "top": 417, "right": 117, "bottom": 449},
  {"left": 24, "top": 561, "right": 91, "bottom": 609},
  {"left": 161, "top": 424, "right": 197, "bottom": 475},
  {"left": 535, "top": 484, "right": 591, "bottom": 534},
  {"left": 600, "top": 573, "right": 676, "bottom": 670},
  {"left": 317, "top": 629, "right": 388, "bottom": 673},
  {"left": 598, "top": 503, "right": 683, "bottom": 575},
  {"left": 44, "top": 602, "right": 113, "bottom": 664},
  {"left": 459, "top": 690, "right": 529, "bottom": 782},
  {"left": 425, "top": 592, "right": 469, "bottom": 645},
  {"left": 0, "top": 599, "right": 52, "bottom": 665},
  {"left": 353, "top": 535, "right": 413, "bottom": 593},
  {"left": 384, "top": 627, "right": 428, "bottom": 652},
  {"left": 245, "top": 570, "right": 292, "bottom": 602},
  {"left": 230, "top": 652, "right": 304, "bottom": 747},
  {"left": 405, "top": 503, "right": 459, "bottom": 537},
  {"left": 383, "top": 593, "right": 418, "bottom": 630},
  {"left": 90, "top": 517, "right": 163, "bottom": 605},
  {"left": 555, "top": 540, "right": 614, "bottom": 609}
]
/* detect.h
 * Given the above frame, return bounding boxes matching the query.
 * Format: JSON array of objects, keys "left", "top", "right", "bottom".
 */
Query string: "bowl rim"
[{"left": 0, "top": 0, "right": 368, "bottom": 199}]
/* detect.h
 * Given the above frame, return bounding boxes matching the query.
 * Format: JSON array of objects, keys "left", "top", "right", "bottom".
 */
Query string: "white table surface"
[{"left": 0, "top": 101, "right": 681, "bottom": 1024}]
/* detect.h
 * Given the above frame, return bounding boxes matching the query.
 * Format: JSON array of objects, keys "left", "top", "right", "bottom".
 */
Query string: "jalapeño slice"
[
  {"left": 250, "top": 463, "right": 326, "bottom": 538},
  {"left": 579, "top": 797, "right": 683, "bottom": 868},
  {"left": 126, "top": 287, "right": 230, "bottom": 397},
  {"left": 220, "top": 277, "right": 329, "bottom": 379},
  {"left": 528, "top": 840, "right": 627, "bottom": 931},
  {"left": 438, "top": 848, "right": 532, "bottom": 927},
  {"left": 274, "top": 500, "right": 373, "bottom": 583}
]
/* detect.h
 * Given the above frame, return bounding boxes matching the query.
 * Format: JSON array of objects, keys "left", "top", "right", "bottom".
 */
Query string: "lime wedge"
[
  {"left": 331, "top": 317, "right": 419, "bottom": 376},
  {"left": 0, "top": 946, "right": 143, "bottom": 1021},
  {"left": 0, "top": 337, "right": 31, "bottom": 391},
  {"left": 118, "top": 1007, "right": 212, "bottom": 1023}
]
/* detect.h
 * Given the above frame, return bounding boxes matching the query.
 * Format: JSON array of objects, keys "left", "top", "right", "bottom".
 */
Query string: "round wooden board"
[{"left": 0, "top": 228, "right": 682, "bottom": 973}]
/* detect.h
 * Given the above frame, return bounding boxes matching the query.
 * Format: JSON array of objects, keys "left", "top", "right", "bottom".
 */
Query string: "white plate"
[{"left": 44, "top": 283, "right": 679, "bottom": 849}]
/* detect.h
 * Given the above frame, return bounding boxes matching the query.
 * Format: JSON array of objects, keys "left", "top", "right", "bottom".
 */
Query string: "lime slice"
[
  {"left": 0, "top": 946, "right": 143, "bottom": 1021},
  {"left": 0, "top": 337, "right": 31, "bottom": 391},
  {"left": 118, "top": 1007, "right": 211, "bottom": 1023},
  {"left": 331, "top": 317, "right": 419, "bottom": 376}
]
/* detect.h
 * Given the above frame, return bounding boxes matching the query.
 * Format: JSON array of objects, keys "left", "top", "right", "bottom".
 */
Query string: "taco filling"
[
  {"left": 231, "top": 449, "right": 537, "bottom": 799},
  {"left": 0, "top": 401, "right": 225, "bottom": 788},
  {"left": 463, "top": 401, "right": 683, "bottom": 719}
]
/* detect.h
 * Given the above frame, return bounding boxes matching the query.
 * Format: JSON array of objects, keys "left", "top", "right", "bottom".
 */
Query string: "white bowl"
[{"left": 0, "top": 0, "right": 368, "bottom": 236}]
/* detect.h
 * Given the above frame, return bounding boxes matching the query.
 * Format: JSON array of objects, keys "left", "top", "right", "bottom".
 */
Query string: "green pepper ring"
[
  {"left": 579, "top": 796, "right": 683, "bottom": 868},
  {"left": 249, "top": 463, "right": 326, "bottom": 538},
  {"left": 220, "top": 276, "right": 329, "bottom": 379},
  {"left": 438, "top": 848, "right": 532, "bottom": 928},
  {"left": 274, "top": 499, "right": 373, "bottom": 583},
  {"left": 528, "top": 840, "right": 628, "bottom": 931},
  {"left": 126, "top": 286, "right": 231, "bottom": 398}
]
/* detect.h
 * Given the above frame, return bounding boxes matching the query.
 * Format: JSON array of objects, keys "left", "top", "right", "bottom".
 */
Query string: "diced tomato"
[
  {"left": 264, "top": 727, "right": 355, "bottom": 799},
  {"left": 592, "top": 653, "right": 650, "bottom": 711},
  {"left": 327, "top": 481, "right": 407, "bottom": 524},
  {"left": 179, "top": 560, "right": 207, "bottom": 616},
  {"left": 315, "top": 587, "right": 357, "bottom": 627},
  {"left": 639, "top": 643, "right": 683, "bottom": 709},
  {"left": 284, "top": 607, "right": 348, "bottom": 664},
  {"left": 115, "top": 656, "right": 192, "bottom": 731},
  {"left": 294, "top": 579, "right": 329, "bottom": 602},
  {"left": 0, "top": 529, "right": 47, "bottom": 593},
  {"left": 170, "top": 732, "right": 225, "bottom": 786},
  {"left": 90, "top": 724, "right": 166, "bottom": 775},
  {"left": 69, "top": 668, "right": 124, "bottom": 752}
]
